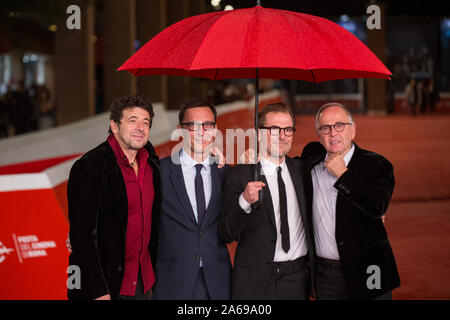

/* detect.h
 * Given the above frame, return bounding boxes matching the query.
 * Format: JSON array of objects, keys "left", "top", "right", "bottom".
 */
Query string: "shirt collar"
[
  {"left": 107, "top": 133, "right": 148, "bottom": 167},
  {"left": 343, "top": 143, "right": 355, "bottom": 166},
  {"left": 180, "top": 148, "right": 211, "bottom": 171},
  {"left": 260, "top": 156, "right": 287, "bottom": 176}
]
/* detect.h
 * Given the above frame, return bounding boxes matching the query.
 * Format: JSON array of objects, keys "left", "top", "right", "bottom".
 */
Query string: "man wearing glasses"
[
  {"left": 301, "top": 102, "right": 400, "bottom": 299},
  {"left": 152, "top": 99, "right": 231, "bottom": 300},
  {"left": 219, "top": 103, "right": 315, "bottom": 300}
]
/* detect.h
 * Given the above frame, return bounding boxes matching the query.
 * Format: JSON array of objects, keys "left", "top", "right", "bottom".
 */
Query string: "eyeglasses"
[
  {"left": 259, "top": 126, "right": 296, "bottom": 137},
  {"left": 317, "top": 122, "right": 352, "bottom": 135},
  {"left": 179, "top": 121, "right": 216, "bottom": 131}
]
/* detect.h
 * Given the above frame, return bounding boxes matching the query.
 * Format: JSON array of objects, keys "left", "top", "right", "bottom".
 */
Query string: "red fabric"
[
  {"left": 107, "top": 134, "right": 155, "bottom": 296},
  {"left": 0, "top": 154, "right": 81, "bottom": 175},
  {"left": 118, "top": 6, "right": 391, "bottom": 81}
]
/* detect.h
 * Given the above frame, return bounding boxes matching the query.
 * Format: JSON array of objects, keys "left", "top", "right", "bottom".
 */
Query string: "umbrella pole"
[
  {"left": 254, "top": 69, "right": 259, "bottom": 177},
  {"left": 252, "top": 69, "right": 263, "bottom": 210}
]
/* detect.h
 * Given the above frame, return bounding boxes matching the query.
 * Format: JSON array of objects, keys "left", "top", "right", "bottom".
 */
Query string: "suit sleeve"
[
  {"left": 67, "top": 159, "right": 109, "bottom": 299},
  {"left": 218, "top": 167, "right": 250, "bottom": 243},
  {"left": 333, "top": 156, "right": 394, "bottom": 219}
]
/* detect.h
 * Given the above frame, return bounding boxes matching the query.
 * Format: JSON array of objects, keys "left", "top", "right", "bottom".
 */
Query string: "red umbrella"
[
  {"left": 118, "top": 6, "right": 391, "bottom": 81},
  {"left": 118, "top": 5, "right": 391, "bottom": 185}
]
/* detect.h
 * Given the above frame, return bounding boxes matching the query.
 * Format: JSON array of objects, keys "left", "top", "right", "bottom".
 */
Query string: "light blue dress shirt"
[{"left": 311, "top": 143, "right": 355, "bottom": 260}]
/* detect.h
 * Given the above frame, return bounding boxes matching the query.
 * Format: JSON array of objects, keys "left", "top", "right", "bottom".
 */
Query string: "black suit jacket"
[
  {"left": 152, "top": 155, "right": 231, "bottom": 299},
  {"left": 67, "top": 140, "right": 161, "bottom": 300},
  {"left": 301, "top": 142, "right": 400, "bottom": 299},
  {"left": 218, "top": 157, "right": 315, "bottom": 300}
]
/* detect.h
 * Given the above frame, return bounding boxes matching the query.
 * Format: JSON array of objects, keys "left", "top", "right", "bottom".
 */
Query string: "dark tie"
[
  {"left": 277, "top": 166, "right": 290, "bottom": 253},
  {"left": 195, "top": 164, "right": 206, "bottom": 225}
]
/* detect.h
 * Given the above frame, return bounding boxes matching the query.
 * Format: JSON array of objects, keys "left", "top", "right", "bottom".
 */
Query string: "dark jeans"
[
  {"left": 315, "top": 256, "right": 392, "bottom": 300},
  {"left": 118, "top": 267, "right": 150, "bottom": 300},
  {"left": 263, "top": 255, "right": 310, "bottom": 300}
]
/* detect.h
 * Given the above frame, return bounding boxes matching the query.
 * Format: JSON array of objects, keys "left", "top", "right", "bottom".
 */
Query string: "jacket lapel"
[
  {"left": 285, "top": 157, "right": 308, "bottom": 225},
  {"left": 345, "top": 142, "right": 361, "bottom": 170},
  {"left": 200, "top": 163, "right": 220, "bottom": 229},
  {"left": 168, "top": 158, "right": 198, "bottom": 226},
  {"left": 104, "top": 142, "right": 128, "bottom": 236},
  {"left": 258, "top": 164, "right": 277, "bottom": 229}
]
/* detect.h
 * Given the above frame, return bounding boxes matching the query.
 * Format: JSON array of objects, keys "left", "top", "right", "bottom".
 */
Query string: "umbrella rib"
[{"left": 189, "top": 12, "right": 229, "bottom": 75}]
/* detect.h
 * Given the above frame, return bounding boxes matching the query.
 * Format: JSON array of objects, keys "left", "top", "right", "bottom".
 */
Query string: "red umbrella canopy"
[{"left": 118, "top": 6, "right": 391, "bottom": 82}]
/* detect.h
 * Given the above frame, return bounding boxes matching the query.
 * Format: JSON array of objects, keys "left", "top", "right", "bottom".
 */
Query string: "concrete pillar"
[
  {"left": 162, "top": 0, "right": 198, "bottom": 110},
  {"left": 188, "top": 0, "right": 211, "bottom": 101},
  {"left": 137, "top": 0, "right": 212, "bottom": 110},
  {"left": 103, "top": 0, "right": 137, "bottom": 110},
  {"left": 54, "top": 0, "right": 95, "bottom": 125},
  {"left": 9, "top": 50, "right": 24, "bottom": 86},
  {"left": 366, "top": 2, "right": 387, "bottom": 115},
  {"left": 137, "top": 0, "right": 167, "bottom": 105}
]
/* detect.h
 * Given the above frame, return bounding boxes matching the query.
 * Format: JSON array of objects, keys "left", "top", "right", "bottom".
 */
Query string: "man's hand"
[
  {"left": 211, "top": 147, "right": 225, "bottom": 168},
  {"left": 67, "top": 235, "right": 111, "bottom": 301},
  {"left": 324, "top": 152, "right": 348, "bottom": 178},
  {"left": 242, "top": 181, "right": 265, "bottom": 204}
]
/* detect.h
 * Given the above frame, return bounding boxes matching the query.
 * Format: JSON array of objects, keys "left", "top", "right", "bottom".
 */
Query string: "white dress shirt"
[
  {"left": 311, "top": 143, "right": 355, "bottom": 260},
  {"left": 239, "top": 156, "right": 308, "bottom": 262},
  {"left": 179, "top": 149, "right": 212, "bottom": 223}
]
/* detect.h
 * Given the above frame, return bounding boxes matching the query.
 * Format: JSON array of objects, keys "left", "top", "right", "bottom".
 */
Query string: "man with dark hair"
[
  {"left": 178, "top": 98, "right": 217, "bottom": 124},
  {"left": 109, "top": 95, "right": 155, "bottom": 133},
  {"left": 152, "top": 98, "right": 231, "bottom": 300},
  {"left": 301, "top": 102, "right": 400, "bottom": 299},
  {"left": 67, "top": 94, "right": 161, "bottom": 300},
  {"left": 219, "top": 103, "right": 315, "bottom": 300},
  {"left": 257, "top": 102, "right": 296, "bottom": 128}
]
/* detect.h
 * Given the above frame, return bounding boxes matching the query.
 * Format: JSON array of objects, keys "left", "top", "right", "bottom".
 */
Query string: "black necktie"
[
  {"left": 277, "top": 166, "right": 290, "bottom": 253},
  {"left": 195, "top": 164, "right": 206, "bottom": 225}
]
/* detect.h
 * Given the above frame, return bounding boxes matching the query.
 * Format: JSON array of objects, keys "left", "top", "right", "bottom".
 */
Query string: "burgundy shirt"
[{"left": 108, "top": 134, "right": 155, "bottom": 296}]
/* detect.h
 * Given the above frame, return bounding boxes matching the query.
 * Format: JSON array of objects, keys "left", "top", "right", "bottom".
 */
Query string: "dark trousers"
[
  {"left": 118, "top": 267, "right": 151, "bottom": 300},
  {"left": 191, "top": 267, "right": 211, "bottom": 300},
  {"left": 315, "top": 256, "right": 392, "bottom": 300},
  {"left": 263, "top": 256, "right": 310, "bottom": 300}
]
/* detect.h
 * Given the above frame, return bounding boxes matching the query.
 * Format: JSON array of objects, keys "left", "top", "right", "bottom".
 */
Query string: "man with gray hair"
[{"left": 301, "top": 102, "right": 400, "bottom": 299}]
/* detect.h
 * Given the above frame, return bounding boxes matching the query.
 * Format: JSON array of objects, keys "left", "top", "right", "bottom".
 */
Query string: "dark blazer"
[
  {"left": 218, "top": 157, "right": 315, "bottom": 300},
  {"left": 67, "top": 140, "right": 161, "bottom": 300},
  {"left": 301, "top": 142, "right": 400, "bottom": 299},
  {"left": 152, "top": 154, "right": 231, "bottom": 300}
]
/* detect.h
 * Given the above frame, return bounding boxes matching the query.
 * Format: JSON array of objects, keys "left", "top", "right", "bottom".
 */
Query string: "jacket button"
[
  {"left": 117, "top": 266, "right": 123, "bottom": 272},
  {"left": 199, "top": 232, "right": 203, "bottom": 236}
]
